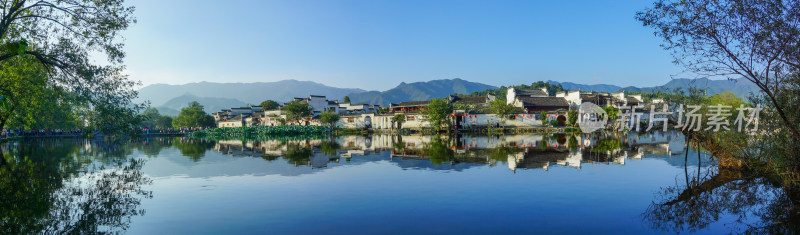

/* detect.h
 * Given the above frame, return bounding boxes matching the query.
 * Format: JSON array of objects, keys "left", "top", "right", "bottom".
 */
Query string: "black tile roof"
[
  {"left": 517, "top": 97, "right": 569, "bottom": 107},
  {"left": 515, "top": 89, "right": 548, "bottom": 96}
]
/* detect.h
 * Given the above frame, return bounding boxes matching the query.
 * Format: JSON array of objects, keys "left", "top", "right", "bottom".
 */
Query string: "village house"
[{"left": 214, "top": 106, "right": 263, "bottom": 128}]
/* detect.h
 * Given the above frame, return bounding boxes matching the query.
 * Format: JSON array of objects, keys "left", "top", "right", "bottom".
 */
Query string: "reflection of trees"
[
  {"left": 643, "top": 165, "right": 800, "bottom": 233},
  {"left": 488, "top": 143, "right": 523, "bottom": 162},
  {"left": 133, "top": 137, "right": 173, "bottom": 157},
  {"left": 0, "top": 139, "right": 151, "bottom": 234},
  {"left": 423, "top": 136, "right": 454, "bottom": 165},
  {"left": 319, "top": 140, "right": 340, "bottom": 156},
  {"left": 172, "top": 138, "right": 215, "bottom": 161},
  {"left": 283, "top": 144, "right": 313, "bottom": 166}
]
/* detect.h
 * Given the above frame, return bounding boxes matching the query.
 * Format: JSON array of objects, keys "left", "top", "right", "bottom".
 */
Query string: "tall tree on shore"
[
  {"left": 422, "top": 98, "right": 453, "bottom": 131},
  {"left": 284, "top": 100, "right": 312, "bottom": 123},
  {"left": 319, "top": 111, "right": 340, "bottom": 128},
  {"left": 172, "top": 102, "right": 214, "bottom": 128},
  {"left": 258, "top": 100, "right": 280, "bottom": 110},
  {"left": 489, "top": 99, "right": 521, "bottom": 129},
  {"left": 637, "top": 0, "right": 800, "bottom": 139},
  {"left": 0, "top": 0, "right": 140, "bottom": 133}
]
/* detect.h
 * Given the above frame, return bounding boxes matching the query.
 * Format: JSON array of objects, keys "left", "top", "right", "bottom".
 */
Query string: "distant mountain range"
[
  {"left": 137, "top": 77, "right": 763, "bottom": 116},
  {"left": 136, "top": 80, "right": 365, "bottom": 107},
  {"left": 547, "top": 78, "right": 761, "bottom": 97},
  {"left": 346, "top": 78, "right": 497, "bottom": 106},
  {"left": 156, "top": 94, "right": 248, "bottom": 116}
]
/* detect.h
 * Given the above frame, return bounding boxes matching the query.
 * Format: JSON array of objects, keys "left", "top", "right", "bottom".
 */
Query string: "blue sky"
[{"left": 123, "top": 0, "right": 685, "bottom": 91}]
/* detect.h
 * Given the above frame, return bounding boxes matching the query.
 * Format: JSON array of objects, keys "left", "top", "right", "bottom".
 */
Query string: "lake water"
[{"left": 0, "top": 132, "right": 793, "bottom": 234}]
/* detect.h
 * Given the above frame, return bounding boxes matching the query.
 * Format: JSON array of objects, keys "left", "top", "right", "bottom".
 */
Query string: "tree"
[
  {"left": 602, "top": 106, "right": 619, "bottom": 126},
  {"left": 540, "top": 111, "right": 548, "bottom": 126},
  {"left": 568, "top": 110, "right": 578, "bottom": 127},
  {"left": 319, "top": 111, "right": 340, "bottom": 128},
  {"left": 139, "top": 108, "right": 173, "bottom": 129},
  {"left": 422, "top": 98, "right": 453, "bottom": 131},
  {"left": 637, "top": 0, "right": 800, "bottom": 139},
  {"left": 0, "top": 0, "right": 141, "bottom": 133},
  {"left": 0, "top": 57, "right": 83, "bottom": 130},
  {"left": 392, "top": 113, "right": 405, "bottom": 130},
  {"left": 488, "top": 99, "right": 521, "bottom": 129},
  {"left": 172, "top": 102, "right": 214, "bottom": 128},
  {"left": 283, "top": 100, "right": 313, "bottom": 123},
  {"left": 258, "top": 100, "right": 280, "bottom": 110},
  {"left": 343, "top": 96, "right": 351, "bottom": 104}
]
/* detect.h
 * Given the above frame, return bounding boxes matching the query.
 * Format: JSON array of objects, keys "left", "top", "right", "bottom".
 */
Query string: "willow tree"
[
  {"left": 0, "top": 0, "right": 139, "bottom": 133},
  {"left": 637, "top": 0, "right": 800, "bottom": 139}
]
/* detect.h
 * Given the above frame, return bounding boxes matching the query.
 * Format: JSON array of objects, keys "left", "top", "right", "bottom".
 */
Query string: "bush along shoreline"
[{"left": 188, "top": 125, "right": 331, "bottom": 138}]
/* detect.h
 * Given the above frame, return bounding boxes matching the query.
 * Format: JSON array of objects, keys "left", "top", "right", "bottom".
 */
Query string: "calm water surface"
[{"left": 0, "top": 132, "right": 792, "bottom": 234}]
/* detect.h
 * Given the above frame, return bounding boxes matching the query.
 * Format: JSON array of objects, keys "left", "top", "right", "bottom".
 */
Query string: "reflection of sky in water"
[{"left": 124, "top": 133, "right": 742, "bottom": 234}]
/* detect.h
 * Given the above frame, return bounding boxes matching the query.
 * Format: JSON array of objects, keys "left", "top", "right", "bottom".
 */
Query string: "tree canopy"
[
  {"left": 319, "top": 111, "right": 340, "bottom": 128},
  {"left": 139, "top": 108, "right": 173, "bottom": 129},
  {"left": 258, "top": 100, "right": 280, "bottom": 111},
  {"left": 637, "top": 0, "right": 800, "bottom": 139},
  {"left": 422, "top": 98, "right": 453, "bottom": 131},
  {"left": 283, "top": 100, "right": 312, "bottom": 122},
  {"left": 0, "top": 0, "right": 141, "bottom": 133},
  {"left": 172, "top": 102, "right": 214, "bottom": 128},
  {"left": 488, "top": 99, "right": 521, "bottom": 128}
]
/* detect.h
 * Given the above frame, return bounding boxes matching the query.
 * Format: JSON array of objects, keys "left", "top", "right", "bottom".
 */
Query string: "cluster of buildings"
[{"left": 211, "top": 86, "right": 647, "bottom": 130}]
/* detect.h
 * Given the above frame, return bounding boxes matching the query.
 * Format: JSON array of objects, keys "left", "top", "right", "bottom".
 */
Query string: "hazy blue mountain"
[
  {"left": 548, "top": 78, "right": 761, "bottom": 98},
  {"left": 136, "top": 80, "right": 367, "bottom": 107},
  {"left": 347, "top": 78, "right": 497, "bottom": 106},
  {"left": 156, "top": 93, "right": 247, "bottom": 116},
  {"left": 619, "top": 78, "right": 761, "bottom": 97}
]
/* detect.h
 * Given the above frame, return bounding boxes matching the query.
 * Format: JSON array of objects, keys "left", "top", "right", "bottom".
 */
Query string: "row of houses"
[{"left": 212, "top": 87, "right": 647, "bottom": 130}]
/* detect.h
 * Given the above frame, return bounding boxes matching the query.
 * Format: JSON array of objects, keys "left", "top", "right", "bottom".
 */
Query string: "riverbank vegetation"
[
  {"left": 637, "top": 0, "right": 800, "bottom": 206},
  {"left": 0, "top": 0, "right": 142, "bottom": 135}
]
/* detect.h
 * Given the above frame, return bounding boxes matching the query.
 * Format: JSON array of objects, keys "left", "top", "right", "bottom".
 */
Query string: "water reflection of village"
[{"left": 210, "top": 131, "right": 690, "bottom": 172}]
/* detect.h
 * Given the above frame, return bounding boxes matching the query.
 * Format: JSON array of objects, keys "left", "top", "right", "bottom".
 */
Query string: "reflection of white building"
[{"left": 557, "top": 152, "right": 582, "bottom": 169}]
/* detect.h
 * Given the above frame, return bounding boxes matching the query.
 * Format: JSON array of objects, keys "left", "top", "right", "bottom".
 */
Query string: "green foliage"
[
  {"left": 343, "top": 96, "right": 351, "bottom": 104},
  {"left": 139, "top": 108, "right": 173, "bottom": 129},
  {"left": 258, "top": 100, "right": 280, "bottom": 110},
  {"left": 593, "top": 139, "right": 622, "bottom": 153},
  {"left": 637, "top": 0, "right": 800, "bottom": 140},
  {"left": 567, "top": 110, "right": 578, "bottom": 126},
  {"left": 392, "top": 113, "right": 405, "bottom": 129},
  {"left": 602, "top": 106, "right": 619, "bottom": 121},
  {"left": 1, "top": 39, "right": 27, "bottom": 56},
  {"left": 172, "top": 137, "right": 215, "bottom": 161},
  {"left": 377, "top": 107, "right": 390, "bottom": 114},
  {"left": 423, "top": 136, "right": 454, "bottom": 165},
  {"left": 0, "top": 0, "right": 142, "bottom": 132},
  {"left": 0, "top": 57, "right": 84, "bottom": 130},
  {"left": 540, "top": 111, "right": 548, "bottom": 126},
  {"left": 172, "top": 102, "right": 215, "bottom": 128},
  {"left": 319, "top": 111, "right": 340, "bottom": 128},
  {"left": 422, "top": 98, "right": 453, "bottom": 131},
  {"left": 489, "top": 99, "right": 522, "bottom": 128},
  {"left": 284, "top": 100, "right": 313, "bottom": 122},
  {"left": 392, "top": 114, "right": 405, "bottom": 124},
  {"left": 320, "top": 141, "right": 341, "bottom": 156}
]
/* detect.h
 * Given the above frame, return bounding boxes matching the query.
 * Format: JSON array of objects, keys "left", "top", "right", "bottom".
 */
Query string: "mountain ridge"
[{"left": 137, "top": 78, "right": 763, "bottom": 116}]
